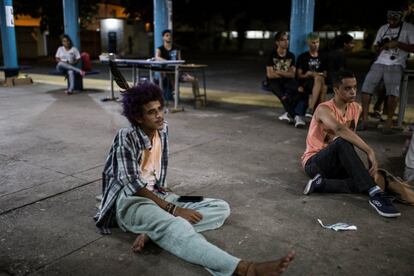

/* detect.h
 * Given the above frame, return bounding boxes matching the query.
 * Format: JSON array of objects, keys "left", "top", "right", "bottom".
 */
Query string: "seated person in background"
[
  {"left": 55, "top": 34, "right": 86, "bottom": 94},
  {"left": 302, "top": 69, "right": 400, "bottom": 218},
  {"left": 266, "top": 31, "right": 306, "bottom": 128},
  {"left": 325, "top": 33, "right": 355, "bottom": 90},
  {"left": 360, "top": 8, "right": 414, "bottom": 133},
  {"left": 296, "top": 32, "right": 328, "bottom": 117},
  {"left": 155, "top": 29, "right": 200, "bottom": 105},
  {"left": 94, "top": 82, "right": 295, "bottom": 275}
]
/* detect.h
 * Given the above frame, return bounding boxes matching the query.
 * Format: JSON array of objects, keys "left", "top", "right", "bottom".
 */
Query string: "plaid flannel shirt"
[{"left": 94, "top": 122, "right": 169, "bottom": 234}]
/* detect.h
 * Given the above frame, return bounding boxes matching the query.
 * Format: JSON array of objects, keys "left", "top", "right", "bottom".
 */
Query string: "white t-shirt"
[
  {"left": 139, "top": 131, "right": 162, "bottom": 192},
  {"left": 55, "top": 46, "right": 81, "bottom": 64},
  {"left": 374, "top": 22, "right": 414, "bottom": 67},
  {"left": 406, "top": 132, "right": 414, "bottom": 169}
]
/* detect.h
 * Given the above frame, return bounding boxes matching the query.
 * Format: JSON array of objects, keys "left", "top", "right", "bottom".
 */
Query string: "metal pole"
[
  {"left": 202, "top": 69, "right": 207, "bottom": 103},
  {"left": 62, "top": 0, "right": 80, "bottom": 50},
  {"left": 62, "top": 0, "right": 83, "bottom": 90},
  {"left": 174, "top": 65, "right": 179, "bottom": 109},
  {"left": 0, "top": 0, "right": 19, "bottom": 77},
  {"left": 110, "top": 70, "right": 114, "bottom": 99},
  {"left": 289, "top": 0, "right": 315, "bottom": 58},
  {"left": 132, "top": 66, "right": 137, "bottom": 85},
  {"left": 398, "top": 71, "right": 410, "bottom": 127}
]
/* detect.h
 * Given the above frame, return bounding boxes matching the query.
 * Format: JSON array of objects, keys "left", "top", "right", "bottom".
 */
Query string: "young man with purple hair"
[{"left": 94, "top": 82, "right": 294, "bottom": 275}]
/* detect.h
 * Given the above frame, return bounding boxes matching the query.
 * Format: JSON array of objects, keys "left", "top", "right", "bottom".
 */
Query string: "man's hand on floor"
[{"left": 175, "top": 207, "right": 203, "bottom": 224}]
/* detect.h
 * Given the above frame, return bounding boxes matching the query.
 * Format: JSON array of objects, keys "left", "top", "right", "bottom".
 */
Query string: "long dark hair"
[{"left": 60, "top": 34, "right": 73, "bottom": 48}]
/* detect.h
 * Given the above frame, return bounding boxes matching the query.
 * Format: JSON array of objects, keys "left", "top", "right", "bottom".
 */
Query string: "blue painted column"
[
  {"left": 0, "top": 0, "right": 19, "bottom": 77},
  {"left": 290, "top": 0, "right": 315, "bottom": 58},
  {"left": 153, "top": 0, "right": 172, "bottom": 55},
  {"left": 62, "top": 0, "right": 80, "bottom": 50},
  {"left": 62, "top": 0, "right": 82, "bottom": 89}
]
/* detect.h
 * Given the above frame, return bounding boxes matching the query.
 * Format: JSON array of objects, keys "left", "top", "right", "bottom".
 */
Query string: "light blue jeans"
[
  {"left": 56, "top": 61, "right": 82, "bottom": 92},
  {"left": 115, "top": 190, "right": 240, "bottom": 276}
]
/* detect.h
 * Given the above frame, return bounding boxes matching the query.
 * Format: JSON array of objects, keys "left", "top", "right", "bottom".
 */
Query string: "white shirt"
[
  {"left": 139, "top": 131, "right": 162, "bottom": 192},
  {"left": 55, "top": 46, "right": 80, "bottom": 64},
  {"left": 406, "top": 132, "right": 414, "bottom": 169},
  {"left": 374, "top": 22, "right": 414, "bottom": 67}
]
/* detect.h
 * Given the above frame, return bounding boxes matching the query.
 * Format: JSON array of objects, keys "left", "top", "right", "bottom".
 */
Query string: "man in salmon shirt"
[{"left": 301, "top": 69, "right": 400, "bottom": 218}]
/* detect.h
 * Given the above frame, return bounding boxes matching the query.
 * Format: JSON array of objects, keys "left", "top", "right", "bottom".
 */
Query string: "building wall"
[
  {"left": 81, "top": 31, "right": 102, "bottom": 59},
  {"left": 100, "top": 19, "right": 150, "bottom": 58},
  {"left": 0, "top": 27, "right": 40, "bottom": 60},
  {"left": 124, "top": 21, "right": 151, "bottom": 58}
]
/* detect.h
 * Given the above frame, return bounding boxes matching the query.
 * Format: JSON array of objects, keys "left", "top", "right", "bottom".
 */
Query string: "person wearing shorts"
[{"left": 360, "top": 9, "right": 414, "bottom": 133}]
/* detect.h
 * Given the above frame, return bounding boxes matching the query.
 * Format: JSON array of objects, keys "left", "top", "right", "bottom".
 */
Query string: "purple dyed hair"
[{"left": 122, "top": 82, "right": 164, "bottom": 126}]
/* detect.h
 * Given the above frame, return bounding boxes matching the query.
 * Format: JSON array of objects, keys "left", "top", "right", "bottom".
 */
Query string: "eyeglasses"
[
  {"left": 387, "top": 11, "right": 402, "bottom": 20},
  {"left": 387, "top": 15, "right": 401, "bottom": 21}
]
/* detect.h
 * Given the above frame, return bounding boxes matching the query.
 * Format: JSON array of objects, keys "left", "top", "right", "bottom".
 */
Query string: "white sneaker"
[
  {"left": 294, "top": 116, "right": 306, "bottom": 128},
  {"left": 278, "top": 112, "right": 291, "bottom": 123},
  {"left": 305, "top": 108, "right": 314, "bottom": 118}
]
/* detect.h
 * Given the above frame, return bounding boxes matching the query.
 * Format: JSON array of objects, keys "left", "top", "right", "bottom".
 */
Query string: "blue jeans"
[
  {"left": 268, "top": 78, "right": 306, "bottom": 117},
  {"left": 115, "top": 190, "right": 240, "bottom": 276},
  {"left": 56, "top": 62, "right": 82, "bottom": 92}
]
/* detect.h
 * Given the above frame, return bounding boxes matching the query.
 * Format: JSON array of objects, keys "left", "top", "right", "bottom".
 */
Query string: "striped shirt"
[{"left": 94, "top": 122, "right": 169, "bottom": 234}]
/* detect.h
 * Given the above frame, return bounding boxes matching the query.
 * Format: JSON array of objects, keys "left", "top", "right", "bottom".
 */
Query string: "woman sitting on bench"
[{"left": 55, "top": 34, "right": 85, "bottom": 94}]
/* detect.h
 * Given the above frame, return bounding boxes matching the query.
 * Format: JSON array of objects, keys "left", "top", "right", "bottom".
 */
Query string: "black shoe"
[
  {"left": 303, "top": 174, "right": 323, "bottom": 195},
  {"left": 305, "top": 108, "right": 314, "bottom": 118},
  {"left": 370, "top": 111, "right": 382, "bottom": 119},
  {"left": 369, "top": 192, "right": 401, "bottom": 218}
]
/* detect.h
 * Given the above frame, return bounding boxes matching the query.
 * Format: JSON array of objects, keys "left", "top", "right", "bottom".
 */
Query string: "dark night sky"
[
  {"left": 172, "top": 0, "right": 410, "bottom": 31},
  {"left": 12, "top": 0, "right": 412, "bottom": 36}
]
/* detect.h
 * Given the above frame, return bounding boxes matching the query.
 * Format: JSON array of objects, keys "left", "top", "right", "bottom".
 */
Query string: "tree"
[
  {"left": 13, "top": 0, "right": 99, "bottom": 36},
  {"left": 120, "top": 0, "right": 152, "bottom": 22},
  {"left": 314, "top": 0, "right": 411, "bottom": 30}
]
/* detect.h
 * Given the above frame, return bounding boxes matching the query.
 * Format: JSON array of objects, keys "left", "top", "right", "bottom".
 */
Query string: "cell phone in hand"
[{"left": 177, "top": 196, "right": 204, "bottom": 202}]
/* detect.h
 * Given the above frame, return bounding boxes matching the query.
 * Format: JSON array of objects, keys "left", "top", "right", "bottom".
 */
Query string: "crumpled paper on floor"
[{"left": 317, "top": 219, "right": 357, "bottom": 231}]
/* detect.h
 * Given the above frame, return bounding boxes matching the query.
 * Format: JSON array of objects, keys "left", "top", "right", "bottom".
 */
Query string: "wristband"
[{"left": 165, "top": 203, "right": 176, "bottom": 214}]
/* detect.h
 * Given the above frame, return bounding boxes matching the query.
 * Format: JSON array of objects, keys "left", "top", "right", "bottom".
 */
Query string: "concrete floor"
[{"left": 0, "top": 60, "right": 414, "bottom": 275}]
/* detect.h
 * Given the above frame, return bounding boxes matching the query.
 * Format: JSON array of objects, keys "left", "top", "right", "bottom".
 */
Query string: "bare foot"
[
  {"left": 132, "top": 233, "right": 150, "bottom": 253},
  {"left": 244, "top": 251, "right": 295, "bottom": 276}
]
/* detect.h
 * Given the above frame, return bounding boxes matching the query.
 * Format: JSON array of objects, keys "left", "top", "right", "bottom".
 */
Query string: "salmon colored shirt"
[{"left": 301, "top": 99, "right": 361, "bottom": 168}]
